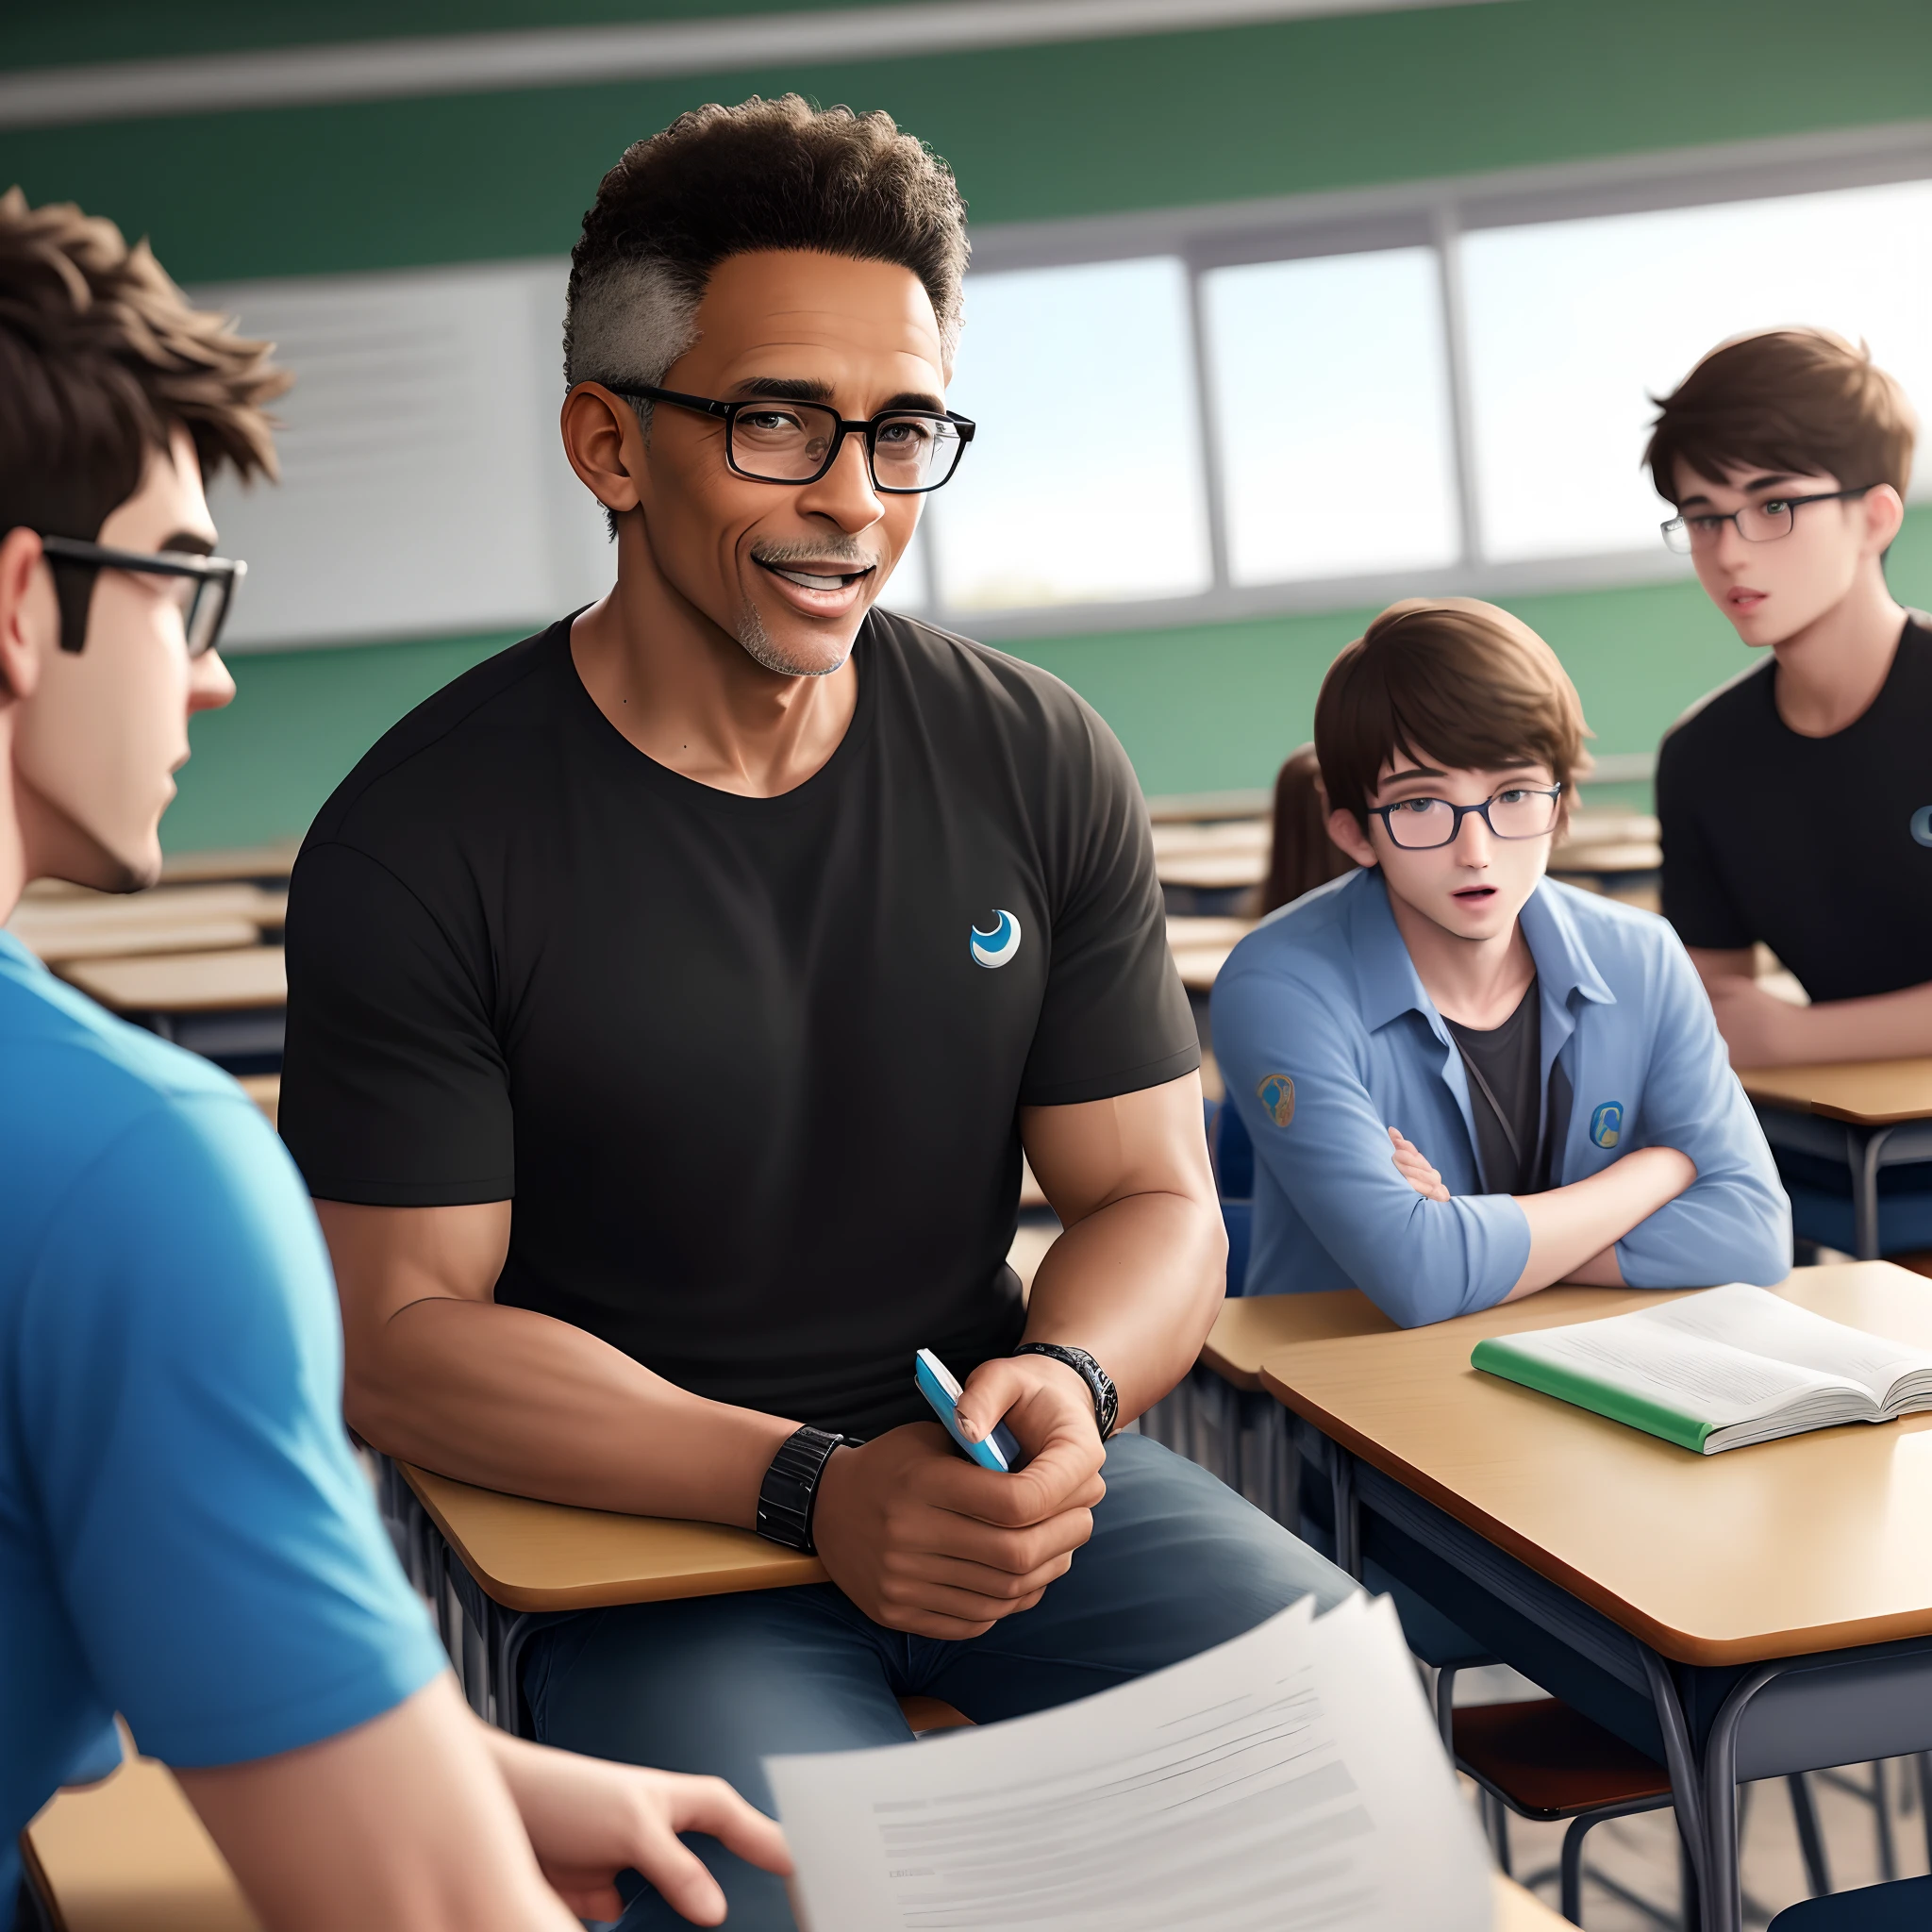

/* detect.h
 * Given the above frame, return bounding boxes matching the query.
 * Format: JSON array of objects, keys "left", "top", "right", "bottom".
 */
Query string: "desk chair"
[
  {"left": 19, "top": 1738, "right": 258, "bottom": 1932},
  {"left": 1768, "top": 1876, "right": 1932, "bottom": 1928},
  {"left": 376, "top": 1458, "right": 972, "bottom": 1742}
]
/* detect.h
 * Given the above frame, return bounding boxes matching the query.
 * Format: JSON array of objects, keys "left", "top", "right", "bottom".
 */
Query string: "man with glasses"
[
  {"left": 280, "top": 98, "right": 1352, "bottom": 1931},
  {"left": 1213, "top": 598, "right": 1788, "bottom": 1321},
  {"left": 0, "top": 190, "right": 791, "bottom": 1929},
  {"left": 1649, "top": 330, "right": 1932, "bottom": 1089}
]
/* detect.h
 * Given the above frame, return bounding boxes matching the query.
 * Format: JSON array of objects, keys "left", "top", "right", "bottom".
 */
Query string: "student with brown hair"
[
  {"left": 1650, "top": 328, "right": 1930, "bottom": 1070},
  {"left": 1253, "top": 741, "right": 1355, "bottom": 916},
  {"left": 1212, "top": 598, "right": 1788, "bottom": 1321},
  {"left": 0, "top": 188, "right": 787, "bottom": 1932}
]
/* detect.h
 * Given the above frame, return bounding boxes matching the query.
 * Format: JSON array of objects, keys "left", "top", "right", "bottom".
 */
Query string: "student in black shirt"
[
  {"left": 281, "top": 99, "right": 1350, "bottom": 1931},
  {"left": 1649, "top": 329, "right": 1932, "bottom": 1245},
  {"left": 1650, "top": 329, "right": 1932, "bottom": 1065}
]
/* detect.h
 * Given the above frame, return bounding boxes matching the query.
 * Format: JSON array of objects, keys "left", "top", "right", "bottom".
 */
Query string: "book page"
[
  {"left": 1638, "top": 1284, "right": 1932, "bottom": 1405},
  {"left": 765, "top": 1594, "right": 1492, "bottom": 1932},
  {"left": 1487, "top": 1320, "right": 1853, "bottom": 1429}
]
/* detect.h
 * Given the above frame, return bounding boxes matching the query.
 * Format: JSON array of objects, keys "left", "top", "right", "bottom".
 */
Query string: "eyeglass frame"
[
  {"left": 608, "top": 383, "right": 976, "bottom": 493},
  {"left": 31, "top": 533, "right": 245, "bottom": 658},
  {"left": 1659, "top": 485, "right": 1874, "bottom": 555},
  {"left": 1366, "top": 783, "right": 1565, "bottom": 851}
]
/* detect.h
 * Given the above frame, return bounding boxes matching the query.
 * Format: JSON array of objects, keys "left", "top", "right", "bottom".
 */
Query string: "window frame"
[{"left": 923, "top": 118, "right": 1932, "bottom": 641}]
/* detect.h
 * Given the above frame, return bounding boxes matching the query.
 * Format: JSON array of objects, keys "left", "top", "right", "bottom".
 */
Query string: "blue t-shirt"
[{"left": 0, "top": 932, "right": 442, "bottom": 1895}]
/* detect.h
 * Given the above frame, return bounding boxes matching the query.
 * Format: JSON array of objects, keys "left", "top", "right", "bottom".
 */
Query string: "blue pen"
[{"left": 914, "top": 1348, "right": 1024, "bottom": 1472}]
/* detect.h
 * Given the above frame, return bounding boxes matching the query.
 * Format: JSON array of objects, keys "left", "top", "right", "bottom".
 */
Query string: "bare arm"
[
  {"left": 318, "top": 1200, "right": 795, "bottom": 1524},
  {"left": 1008, "top": 1070, "right": 1225, "bottom": 1421},
  {"left": 177, "top": 1675, "right": 789, "bottom": 1932},
  {"left": 1688, "top": 945, "right": 1932, "bottom": 1067},
  {"left": 1388, "top": 1129, "right": 1694, "bottom": 1303}
]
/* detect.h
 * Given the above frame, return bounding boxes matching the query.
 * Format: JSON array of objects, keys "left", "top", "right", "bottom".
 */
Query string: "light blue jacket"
[{"left": 1210, "top": 868, "right": 1791, "bottom": 1325}]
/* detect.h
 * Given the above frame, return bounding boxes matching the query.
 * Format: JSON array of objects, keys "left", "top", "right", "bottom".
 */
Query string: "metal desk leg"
[
  {"left": 1854, "top": 1125, "right": 1895, "bottom": 1262},
  {"left": 1639, "top": 1648, "right": 1713, "bottom": 1932},
  {"left": 1330, "top": 1447, "right": 1360, "bottom": 1581},
  {"left": 1700, "top": 1662, "right": 1784, "bottom": 1932}
]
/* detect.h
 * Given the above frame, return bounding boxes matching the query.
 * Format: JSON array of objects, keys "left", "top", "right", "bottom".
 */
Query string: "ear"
[
  {"left": 0, "top": 526, "right": 50, "bottom": 705},
  {"left": 1861, "top": 483, "right": 1906, "bottom": 557},
  {"left": 1325, "top": 804, "right": 1377, "bottom": 870},
  {"left": 559, "top": 383, "right": 645, "bottom": 521}
]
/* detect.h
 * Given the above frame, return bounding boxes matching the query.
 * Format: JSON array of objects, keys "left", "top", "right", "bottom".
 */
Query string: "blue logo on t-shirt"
[
  {"left": 969, "top": 909, "right": 1023, "bottom": 969},
  {"left": 1590, "top": 1102, "right": 1624, "bottom": 1149},
  {"left": 1911, "top": 805, "right": 1932, "bottom": 848}
]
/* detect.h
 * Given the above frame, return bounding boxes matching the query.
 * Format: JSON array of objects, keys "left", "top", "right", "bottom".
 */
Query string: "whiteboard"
[{"left": 194, "top": 258, "right": 613, "bottom": 650}]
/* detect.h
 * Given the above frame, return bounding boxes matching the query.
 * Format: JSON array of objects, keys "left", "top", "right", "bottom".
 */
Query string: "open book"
[
  {"left": 764, "top": 1592, "right": 1492, "bottom": 1932},
  {"left": 1473, "top": 1283, "right": 1932, "bottom": 1454}
]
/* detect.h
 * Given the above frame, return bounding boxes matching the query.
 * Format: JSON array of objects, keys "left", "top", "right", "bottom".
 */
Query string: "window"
[
  {"left": 923, "top": 257, "right": 1211, "bottom": 611},
  {"left": 1203, "top": 247, "right": 1459, "bottom": 585},
  {"left": 193, "top": 132, "right": 1932, "bottom": 651},
  {"left": 1462, "top": 176, "right": 1932, "bottom": 561}
]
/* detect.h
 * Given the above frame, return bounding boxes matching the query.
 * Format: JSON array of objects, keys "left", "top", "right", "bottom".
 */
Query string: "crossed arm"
[
  {"left": 321, "top": 1070, "right": 1224, "bottom": 1642},
  {"left": 1688, "top": 948, "right": 1932, "bottom": 1068}
]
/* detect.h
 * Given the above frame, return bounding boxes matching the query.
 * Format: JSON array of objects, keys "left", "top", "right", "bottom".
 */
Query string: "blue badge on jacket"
[{"left": 1590, "top": 1102, "right": 1624, "bottom": 1149}]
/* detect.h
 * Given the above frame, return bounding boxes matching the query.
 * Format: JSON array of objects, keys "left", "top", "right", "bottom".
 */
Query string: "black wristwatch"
[
  {"left": 756, "top": 1425, "right": 859, "bottom": 1553},
  {"left": 1015, "top": 1343, "right": 1119, "bottom": 1441}
]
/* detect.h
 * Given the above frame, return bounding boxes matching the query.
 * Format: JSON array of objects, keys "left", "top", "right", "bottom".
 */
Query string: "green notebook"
[{"left": 1472, "top": 1283, "right": 1932, "bottom": 1454}]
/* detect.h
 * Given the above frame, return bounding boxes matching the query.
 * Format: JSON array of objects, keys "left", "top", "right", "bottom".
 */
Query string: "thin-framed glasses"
[
  {"left": 1661, "top": 487, "right": 1873, "bottom": 556},
  {"left": 1369, "top": 785, "right": 1564, "bottom": 850},
  {"left": 37, "top": 534, "right": 244, "bottom": 658},
  {"left": 612, "top": 384, "right": 975, "bottom": 494}
]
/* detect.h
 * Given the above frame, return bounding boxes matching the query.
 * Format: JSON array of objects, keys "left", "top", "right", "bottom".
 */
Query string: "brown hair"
[
  {"left": 1314, "top": 598, "right": 1591, "bottom": 829},
  {"left": 0, "top": 187, "right": 287, "bottom": 641},
  {"left": 566, "top": 95, "right": 969, "bottom": 390},
  {"left": 1254, "top": 742, "right": 1356, "bottom": 915},
  {"left": 1643, "top": 327, "right": 1916, "bottom": 506}
]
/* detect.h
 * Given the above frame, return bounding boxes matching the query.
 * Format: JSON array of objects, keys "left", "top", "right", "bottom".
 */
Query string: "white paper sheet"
[{"left": 765, "top": 1593, "right": 1493, "bottom": 1932}]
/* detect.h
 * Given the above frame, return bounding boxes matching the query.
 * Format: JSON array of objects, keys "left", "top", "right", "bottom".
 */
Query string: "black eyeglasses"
[
  {"left": 1369, "top": 785, "right": 1564, "bottom": 850},
  {"left": 36, "top": 534, "right": 244, "bottom": 658},
  {"left": 1661, "top": 487, "right": 1873, "bottom": 556},
  {"left": 612, "top": 384, "right": 974, "bottom": 494}
]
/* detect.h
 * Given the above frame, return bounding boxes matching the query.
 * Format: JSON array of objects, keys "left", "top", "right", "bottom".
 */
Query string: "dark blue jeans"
[{"left": 522, "top": 1432, "right": 1355, "bottom": 1931}]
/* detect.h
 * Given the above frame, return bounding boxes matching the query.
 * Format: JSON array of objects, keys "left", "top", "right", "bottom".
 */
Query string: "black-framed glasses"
[
  {"left": 612, "top": 384, "right": 974, "bottom": 493},
  {"left": 1661, "top": 487, "right": 1873, "bottom": 556},
  {"left": 35, "top": 534, "right": 244, "bottom": 658},
  {"left": 1369, "top": 785, "right": 1564, "bottom": 850}
]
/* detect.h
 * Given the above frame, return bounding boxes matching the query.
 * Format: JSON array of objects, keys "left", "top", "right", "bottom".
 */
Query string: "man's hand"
[
  {"left": 1388, "top": 1127, "right": 1450, "bottom": 1201},
  {"left": 1703, "top": 973, "right": 1807, "bottom": 1069},
  {"left": 812, "top": 1356, "right": 1106, "bottom": 1640},
  {"left": 484, "top": 1732, "right": 791, "bottom": 1926}
]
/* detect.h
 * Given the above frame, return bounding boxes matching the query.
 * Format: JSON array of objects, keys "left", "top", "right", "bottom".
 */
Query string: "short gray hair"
[{"left": 564, "top": 95, "right": 968, "bottom": 419}]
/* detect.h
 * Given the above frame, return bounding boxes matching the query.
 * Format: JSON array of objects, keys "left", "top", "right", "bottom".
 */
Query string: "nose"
[
  {"left": 187, "top": 648, "right": 237, "bottom": 715},
  {"left": 1453, "top": 808, "right": 1494, "bottom": 861},
  {"left": 795, "top": 427, "right": 885, "bottom": 533},
  {"left": 1707, "top": 515, "right": 1752, "bottom": 570}
]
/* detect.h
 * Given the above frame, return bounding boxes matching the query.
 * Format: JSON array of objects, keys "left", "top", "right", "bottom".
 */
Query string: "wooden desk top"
[
  {"left": 1158, "top": 852, "right": 1266, "bottom": 891},
  {"left": 1201, "top": 1291, "right": 1394, "bottom": 1390},
  {"left": 1740, "top": 1058, "right": 1932, "bottom": 1127},
  {"left": 401, "top": 1464, "right": 825, "bottom": 1612},
  {"left": 1172, "top": 941, "right": 1239, "bottom": 993},
  {"left": 1257, "top": 1263, "right": 1932, "bottom": 1666},
  {"left": 58, "top": 945, "right": 286, "bottom": 1014},
  {"left": 1494, "top": 1874, "right": 1567, "bottom": 1929},
  {"left": 158, "top": 838, "right": 300, "bottom": 885}
]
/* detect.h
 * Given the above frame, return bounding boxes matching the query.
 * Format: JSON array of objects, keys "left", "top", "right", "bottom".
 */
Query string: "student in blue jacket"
[{"left": 1213, "top": 597, "right": 1790, "bottom": 1324}]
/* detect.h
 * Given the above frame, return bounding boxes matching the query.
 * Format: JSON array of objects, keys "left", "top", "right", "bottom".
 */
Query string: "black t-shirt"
[
  {"left": 1445, "top": 980, "right": 1541, "bottom": 1196},
  {"left": 1657, "top": 617, "right": 1932, "bottom": 1003},
  {"left": 279, "top": 610, "right": 1197, "bottom": 1440}
]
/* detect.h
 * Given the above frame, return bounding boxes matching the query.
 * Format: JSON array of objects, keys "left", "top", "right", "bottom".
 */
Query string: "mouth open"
[
  {"left": 754, "top": 557, "right": 876, "bottom": 593},
  {"left": 1452, "top": 886, "right": 1497, "bottom": 902},
  {"left": 1726, "top": 587, "right": 1767, "bottom": 609}
]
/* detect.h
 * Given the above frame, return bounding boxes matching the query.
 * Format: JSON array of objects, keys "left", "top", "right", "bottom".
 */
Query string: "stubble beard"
[{"left": 734, "top": 599, "right": 856, "bottom": 679}]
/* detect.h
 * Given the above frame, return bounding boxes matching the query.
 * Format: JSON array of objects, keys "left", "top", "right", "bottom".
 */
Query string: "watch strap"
[
  {"left": 755, "top": 1425, "right": 856, "bottom": 1553},
  {"left": 1014, "top": 1342, "right": 1119, "bottom": 1441}
]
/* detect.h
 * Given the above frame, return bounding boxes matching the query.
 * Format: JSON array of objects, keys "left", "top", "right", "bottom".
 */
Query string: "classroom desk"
[
  {"left": 157, "top": 838, "right": 299, "bottom": 886},
  {"left": 58, "top": 945, "right": 286, "bottom": 1018},
  {"left": 1256, "top": 1262, "right": 1932, "bottom": 1932},
  {"left": 387, "top": 1460, "right": 824, "bottom": 1731},
  {"left": 1740, "top": 1060, "right": 1932, "bottom": 1259},
  {"left": 1495, "top": 1872, "right": 1571, "bottom": 1929},
  {"left": 7, "top": 882, "right": 284, "bottom": 964}
]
